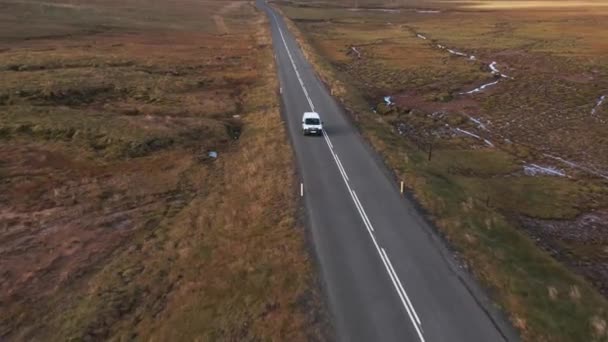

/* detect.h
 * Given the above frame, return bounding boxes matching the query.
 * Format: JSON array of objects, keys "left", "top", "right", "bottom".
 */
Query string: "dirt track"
[{"left": 213, "top": 1, "right": 247, "bottom": 33}]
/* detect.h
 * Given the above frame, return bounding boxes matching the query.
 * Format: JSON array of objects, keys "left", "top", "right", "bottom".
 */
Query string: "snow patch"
[
  {"left": 468, "top": 116, "right": 489, "bottom": 131},
  {"left": 417, "top": 34, "right": 427, "bottom": 40},
  {"left": 455, "top": 128, "right": 481, "bottom": 140},
  {"left": 384, "top": 96, "right": 394, "bottom": 106},
  {"left": 447, "top": 49, "right": 467, "bottom": 57},
  {"left": 416, "top": 9, "right": 440, "bottom": 13},
  {"left": 460, "top": 80, "right": 500, "bottom": 94},
  {"left": 489, "top": 61, "right": 511, "bottom": 78},
  {"left": 591, "top": 95, "right": 606, "bottom": 115},
  {"left": 454, "top": 128, "right": 494, "bottom": 147},
  {"left": 524, "top": 164, "right": 566, "bottom": 177},
  {"left": 351, "top": 46, "right": 361, "bottom": 58},
  {"left": 544, "top": 153, "right": 608, "bottom": 180}
]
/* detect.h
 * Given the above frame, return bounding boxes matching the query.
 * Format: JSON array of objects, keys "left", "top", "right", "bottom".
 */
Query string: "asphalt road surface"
[{"left": 257, "top": 2, "right": 518, "bottom": 341}]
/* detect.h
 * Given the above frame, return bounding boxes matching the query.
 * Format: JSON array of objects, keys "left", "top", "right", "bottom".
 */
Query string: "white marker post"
[
  {"left": 400, "top": 181, "right": 404, "bottom": 195},
  {"left": 300, "top": 183, "right": 304, "bottom": 197}
]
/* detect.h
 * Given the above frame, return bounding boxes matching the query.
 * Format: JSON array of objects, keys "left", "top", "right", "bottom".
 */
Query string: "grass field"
[
  {"left": 0, "top": 0, "right": 327, "bottom": 340},
  {"left": 275, "top": 0, "right": 608, "bottom": 340}
]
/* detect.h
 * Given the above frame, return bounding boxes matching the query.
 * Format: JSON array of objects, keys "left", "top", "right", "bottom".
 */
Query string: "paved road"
[{"left": 258, "top": 2, "right": 518, "bottom": 341}]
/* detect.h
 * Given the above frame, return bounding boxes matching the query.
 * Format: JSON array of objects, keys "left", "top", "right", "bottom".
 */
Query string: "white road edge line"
[{"left": 270, "top": 8, "right": 424, "bottom": 341}]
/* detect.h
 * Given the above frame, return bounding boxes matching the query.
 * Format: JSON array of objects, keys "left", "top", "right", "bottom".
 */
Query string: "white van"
[{"left": 302, "top": 112, "right": 323, "bottom": 136}]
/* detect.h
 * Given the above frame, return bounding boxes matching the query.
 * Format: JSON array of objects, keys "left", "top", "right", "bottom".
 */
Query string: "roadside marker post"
[
  {"left": 400, "top": 181, "right": 404, "bottom": 195},
  {"left": 300, "top": 183, "right": 304, "bottom": 197}
]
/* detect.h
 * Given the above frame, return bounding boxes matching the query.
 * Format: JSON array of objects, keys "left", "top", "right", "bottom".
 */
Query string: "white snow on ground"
[
  {"left": 460, "top": 80, "right": 500, "bottom": 94},
  {"left": 543, "top": 153, "right": 608, "bottom": 180},
  {"left": 447, "top": 49, "right": 468, "bottom": 57},
  {"left": 416, "top": 9, "right": 440, "bottom": 13},
  {"left": 524, "top": 164, "right": 566, "bottom": 177},
  {"left": 468, "top": 116, "right": 489, "bottom": 131},
  {"left": 351, "top": 47, "right": 361, "bottom": 58},
  {"left": 454, "top": 128, "right": 494, "bottom": 147},
  {"left": 384, "top": 96, "right": 393, "bottom": 105},
  {"left": 460, "top": 62, "right": 512, "bottom": 95},
  {"left": 489, "top": 61, "right": 511, "bottom": 78},
  {"left": 591, "top": 95, "right": 606, "bottom": 114},
  {"left": 404, "top": 31, "right": 606, "bottom": 179}
]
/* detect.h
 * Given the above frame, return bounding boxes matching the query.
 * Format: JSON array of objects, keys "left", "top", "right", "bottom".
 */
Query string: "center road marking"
[{"left": 269, "top": 7, "right": 425, "bottom": 341}]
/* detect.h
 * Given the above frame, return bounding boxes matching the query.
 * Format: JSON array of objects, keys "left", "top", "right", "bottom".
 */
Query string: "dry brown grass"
[{"left": 0, "top": 0, "right": 326, "bottom": 340}]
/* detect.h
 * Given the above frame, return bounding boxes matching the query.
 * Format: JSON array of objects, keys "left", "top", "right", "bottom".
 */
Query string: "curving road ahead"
[{"left": 258, "top": 2, "right": 518, "bottom": 341}]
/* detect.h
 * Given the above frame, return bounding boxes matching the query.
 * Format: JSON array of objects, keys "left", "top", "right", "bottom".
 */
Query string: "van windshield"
[{"left": 305, "top": 118, "right": 320, "bottom": 125}]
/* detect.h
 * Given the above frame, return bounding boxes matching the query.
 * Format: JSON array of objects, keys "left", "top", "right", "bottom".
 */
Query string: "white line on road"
[
  {"left": 331, "top": 151, "right": 349, "bottom": 182},
  {"left": 349, "top": 189, "right": 374, "bottom": 234},
  {"left": 352, "top": 191, "right": 373, "bottom": 232},
  {"left": 335, "top": 155, "right": 349, "bottom": 181},
  {"left": 381, "top": 248, "right": 426, "bottom": 341},
  {"left": 323, "top": 130, "right": 333, "bottom": 149},
  {"left": 269, "top": 8, "right": 424, "bottom": 340},
  {"left": 382, "top": 248, "right": 422, "bottom": 326}
]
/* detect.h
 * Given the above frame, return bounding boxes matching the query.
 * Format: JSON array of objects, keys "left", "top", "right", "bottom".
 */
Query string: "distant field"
[
  {"left": 454, "top": 0, "right": 608, "bottom": 9},
  {"left": 0, "top": 0, "right": 326, "bottom": 340},
  {"left": 275, "top": 0, "right": 608, "bottom": 340}
]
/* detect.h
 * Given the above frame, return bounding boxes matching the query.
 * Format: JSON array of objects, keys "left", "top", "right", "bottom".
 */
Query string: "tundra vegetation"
[
  {"left": 274, "top": 0, "right": 608, "bottom": 340},
  {"left": 0, "top": 0, "right": 326, "bottom": 340}
]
